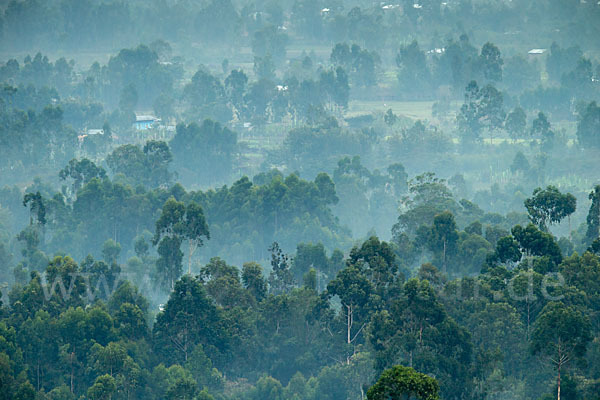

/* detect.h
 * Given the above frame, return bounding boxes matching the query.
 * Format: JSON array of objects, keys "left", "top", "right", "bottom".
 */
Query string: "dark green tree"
[
  {"left": 524, "top": 186, "right": 576, "bottom": 232},
  {"left": 576, "top": 101, "right": 600, "bottom": 149},
  {"left": 59, "top": 158, "right": 106, "bottom": 196},
  {"left": 505, "top": 107, "right": 526, "bottom": 142},
  {"left": 87, "top": 374, "right": 116, "bottom": 400},
  {"left": 494, "top": 236, "right": 522, "bottom": 265},
  {"left": 586, "top": 185, "right": 600, "bottom": 243},
  {"left": 242, "top": 262, "right": 267, "bottom": 303},
  {"left": 531, "top": 302, "right": 592, "bottom": 400},
  {"left": 153, "top": 275, "right": 227, "bottom": 364},
  {"left": 267, "top": 242, "right": 294, "bottom": 294},
  {"left": 479, "top": 42, "right": 503, "bottom": 82},
  {"left": 170, "top": 120, "right": 237, "bottom": 186},
  {"left": 326, "top": 263, "right": 373, "bottom": 360},
  {"left": 531, "top": 112, "right": 554, "bottom": 148},
  {"left": 23, "top": 192, "right": 46, "bottom": 226},
  {"left": 155, "top": 198, "right": 209, "bottom": 272},
  {"left": 511, "top": 224, "right": 562, "bottom": 266},
  {"left": 367, "top": 365, "right": 439, "bottom": 400},
  {"left": 396, "top": 40, "right": 431, "bottom": 94},
  {"left": 427, "top": 212, "right": 459, "bottom": 274}
]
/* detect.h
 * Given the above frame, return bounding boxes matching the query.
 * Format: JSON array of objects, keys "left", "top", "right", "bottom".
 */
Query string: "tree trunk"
[
  {"left": 347, "top": 305, "right": 352, "bottom": 344},
  {"left": 347, "top": 304, "right": 352, "bottom": 365},
  {"left": 70, "top": 352, "right": 74, "bottom": 393},
  {"left": 557, "top": 364, "right": 561, "bottom": 400},
  {"left": 526, "top": 299, "right": 530, "bottom": 340},
  {"left": 443, "top": 239, "right": 447, "bottom": 274},
  {"left": 188, "top": 241, "right": 193, "bottom": 275}
]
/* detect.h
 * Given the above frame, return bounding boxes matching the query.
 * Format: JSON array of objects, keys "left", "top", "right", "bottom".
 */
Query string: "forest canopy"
[{"left": 1, "top": 1, "right": 600, "bottom": 399}]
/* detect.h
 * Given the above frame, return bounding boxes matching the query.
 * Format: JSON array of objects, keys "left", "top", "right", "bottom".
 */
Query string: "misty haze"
[{"left": 0, "top": 1, "right": 600, "bottom": 399}]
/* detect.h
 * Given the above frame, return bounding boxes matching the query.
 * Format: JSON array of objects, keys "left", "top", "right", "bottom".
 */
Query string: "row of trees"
[
  {"left": 457, "top": 80, "right": 600, "bottom": 150},
  {"left": 5, "top": 155, "right": 350, "bottom": 278},
  {"left": 5, "top": 0, "right": 600, "bottom": 53},
  {"left": 183, "top": 60, "right": 349, "bottom": 126}
]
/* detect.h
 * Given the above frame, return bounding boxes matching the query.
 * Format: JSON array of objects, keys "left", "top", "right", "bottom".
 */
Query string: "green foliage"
[
  {"left": 154, "top": 197, "right": 210, "bottom": 283},
  {"left": 106, "top": 141, "right": 174, "bottom": 188},
  {"left": 87, "top": 374, "right": 116, "bottom": 400},
  {"left": 505, "top": 107, "right": 527, "bottom": 141},
  {"left": 22, "top": 192, "right": 45, "bottom": 226},
  {"left": 331, "top": 43, "right": 380, "bottom": 87},
  {"left": 586, "top": 185, "right": 600, "bottom": 243},
  {"left": 183, "top": 67, "right": 230, "bottom": 123},
  {"left": 153, "top": 275, "right": 228, "bottom": 365},
  {"left": 531, "top": 301, "right": 592, "bottom": 398},
  {"left": 242, "top": 262, "right": 267, "bottom": 302},
  {"left": 577, "top": 101, "right": 600, "bottom": 149},
  {"left": 366, "top": 365, "right": 439, "bottom": 400},
  {"left": 479, "top": 42, "right": 503, "bottom": 82},
  {"left": 59, "top": 159, "right": 106, "bottom": 196},
  {"left": 170, "top": 120, "right": 237, "bottom": 186},
  {"left": 252, "top": 25, "right": 288, "bottom": 65},
  {"left": 457, "top": 80, "right": 505, "bottom": 143},
  {"left": 396, "top": 41, "right": 431, "bottom": 95},
  {"left": 524, "top": 186, "right": 576, "bottom": 231},
  {"left": 3, "top": 3, "right": 600, "bottom": 399}
]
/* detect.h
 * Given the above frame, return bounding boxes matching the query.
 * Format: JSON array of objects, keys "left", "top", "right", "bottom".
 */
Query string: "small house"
[{"left": 134, "top": 115, "right": 161, "bottom": 131}]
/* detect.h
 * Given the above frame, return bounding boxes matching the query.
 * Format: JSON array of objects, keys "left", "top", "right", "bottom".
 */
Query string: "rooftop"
[{"left": 135, "top": 115, "right": 160, "bottom": 122}]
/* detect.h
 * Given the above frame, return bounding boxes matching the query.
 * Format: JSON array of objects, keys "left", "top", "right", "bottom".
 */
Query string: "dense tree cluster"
[
  {"left": 2, "top": 1, "right": 600, "bottom": 399},
  {"left": 3, "top": 198, "right": 600, "bottom": 399}
]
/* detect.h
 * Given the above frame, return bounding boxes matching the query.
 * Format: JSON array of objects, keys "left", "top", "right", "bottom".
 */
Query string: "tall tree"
[
  {"left": 577, "top": 101, "right": 600, "bottom": 149},
  {"left": 524, "top": 186, "right": 576, "bottom": 232},
  {"left": 182, "top": 203, "right": 210, "bottom": 275},
  {"left": 267, "top": 242, "right": 294, "bottom": 294},
  {"left": 59, "top": 158, "right": 107, "bottom": 196},
  {"left": 153, "top": 275, "right": 227, "bottom": 364},
  {"left": 531, "top": 302, "right": 591, "bottom": 400},
  {"left": 170, "top": 120, "right": 237, "bottom": 186},
  {"left": 479, "top": 42, "right": 503, "bottom": 82},
  {"left": 457, "top": 81, "right": 505, "bottom": 143},
  {"left": 154, "top": 197, "right": 210, "bottom": 279},
  {"left": 586, "top": 185, "right": 600, "bottom": 243},
  {"left": 23, "top": 192, "right": 46, "bottom": 226},
  {"left": 326, "top": 263, "right": 373, "bottom": 362},
  {"left": 242, "top": 262, "right": 267, "bottom": 302},
  {"left": 427, "top": 212, "right": 459, "bottom": 274},
  {"left": 348, "top": 236, "right": 398, "bottom": 291},
  {"left": 505, "top": 107, "right": 526, "bottom": 142},
  {"left": 511, "top": 224, "right": 563, "bottom": 266},
  {"left": 530, "top": 112, "right": 554, "bottom": 148}
]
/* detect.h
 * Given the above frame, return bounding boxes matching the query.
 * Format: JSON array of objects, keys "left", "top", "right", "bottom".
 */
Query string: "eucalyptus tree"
[
  {"left": 586, "top": 185, "right": 600, "bottom": 243},
  {"left": 531, "top": 302, "right": 591, "bottom": 400},
  {"left": 524, "top": 186, "right": 576, "bottom": 233},
  {"left": 153, "top": 197, "right": 210, "bottom": 288}
]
